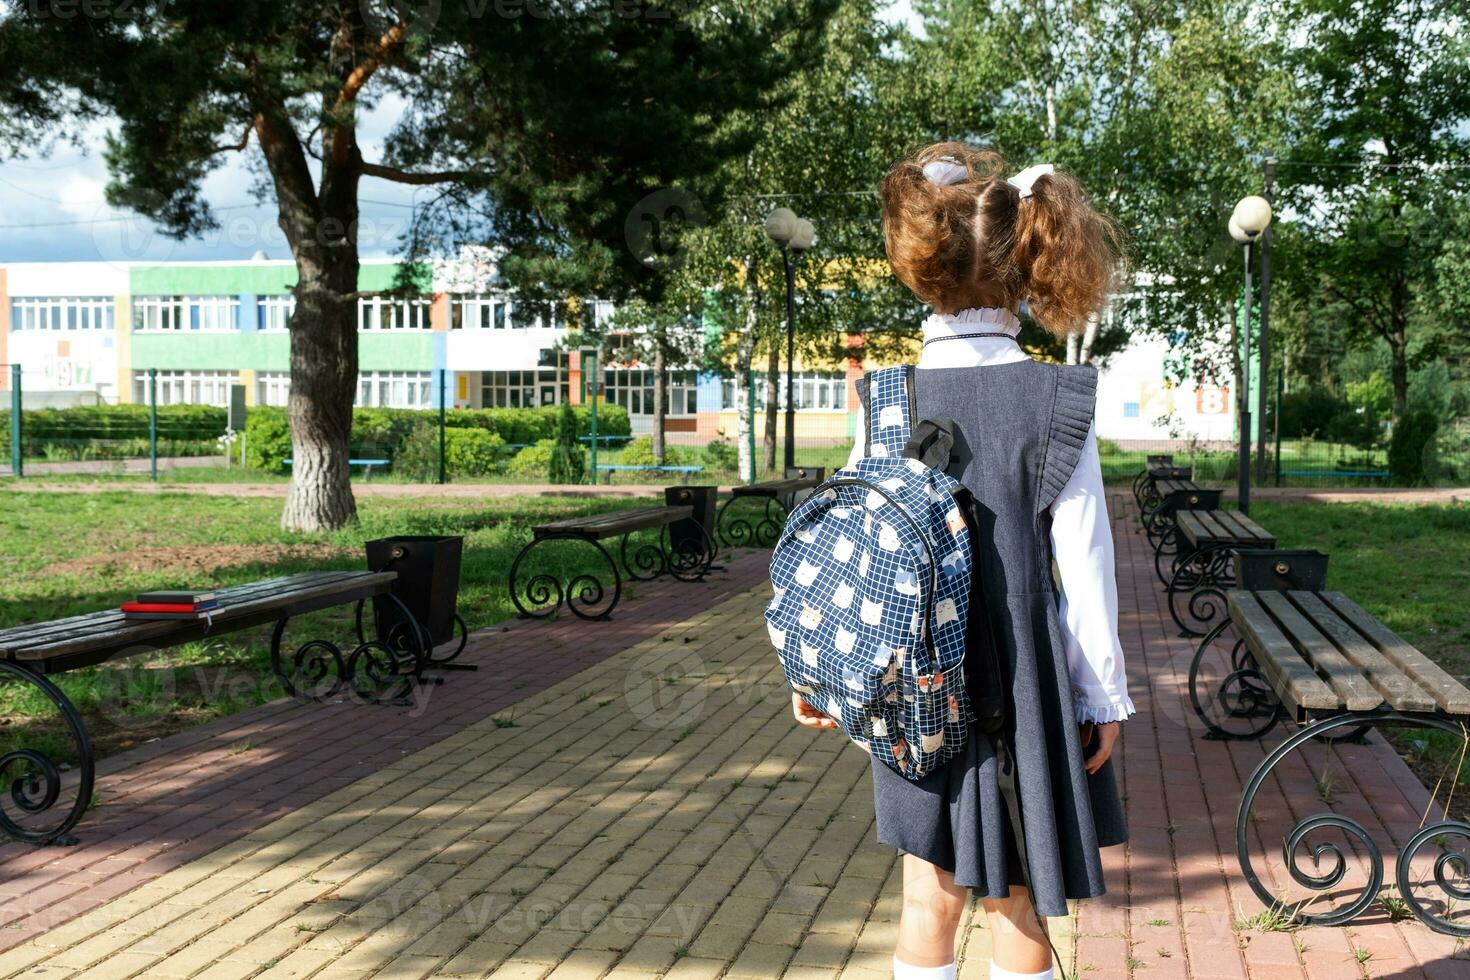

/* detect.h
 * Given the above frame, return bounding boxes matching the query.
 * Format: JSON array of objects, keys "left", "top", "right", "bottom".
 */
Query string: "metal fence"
[{"left": 2, "top": 363, "right": 1464, "bottom": 487}]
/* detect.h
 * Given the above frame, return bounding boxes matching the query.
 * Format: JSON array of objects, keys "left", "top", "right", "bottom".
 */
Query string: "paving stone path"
[{"left": 1, "top": 496, "right": 1467, "bottom": 978}]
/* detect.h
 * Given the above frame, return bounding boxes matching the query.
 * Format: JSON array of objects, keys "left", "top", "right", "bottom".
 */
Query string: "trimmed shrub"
[
  {"left": 243, "top": 403, "right": 624, "bottom": 474},
  {"left": 1389, "top": 410, "right": 1439, "bottom": 485},
  {"left": 395, "top": 424, "right": 507, "bottom": 480},
  {"left": 547, "top": 402, "right": 586, "bottom": 485},
  {"left": 705, "top": 437, "right": 738, "bottom": 470},
  {"left": 1, "top": 404, "right": 226, "bottom": 459},
  {"left": 508, "top": 440, "right": 557, "bottom": 479}
]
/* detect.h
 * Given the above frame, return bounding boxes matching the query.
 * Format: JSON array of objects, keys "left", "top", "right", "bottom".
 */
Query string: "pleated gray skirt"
[{"left": 869, "top": 592, "right": 1128, "bottom": 918}]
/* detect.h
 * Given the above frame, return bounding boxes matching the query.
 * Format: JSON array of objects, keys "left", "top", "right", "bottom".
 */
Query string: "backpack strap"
[{"left": 862, "top": 365, "right": 916, "bottom": 458}]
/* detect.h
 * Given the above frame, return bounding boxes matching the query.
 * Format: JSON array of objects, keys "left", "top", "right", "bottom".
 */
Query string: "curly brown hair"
[{"left": 880, "top": 141, "right": 1124, "bottom": 338}]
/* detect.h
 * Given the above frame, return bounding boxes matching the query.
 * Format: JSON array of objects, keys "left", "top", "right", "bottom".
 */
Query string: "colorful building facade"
[{"left": 0, "top": 257, "right": 1232, "bottom": 446}]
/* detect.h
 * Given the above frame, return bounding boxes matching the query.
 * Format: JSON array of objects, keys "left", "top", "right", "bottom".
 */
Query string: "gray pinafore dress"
[{"left": 860, "top": 358, "right": 1127, "bottom": 918}]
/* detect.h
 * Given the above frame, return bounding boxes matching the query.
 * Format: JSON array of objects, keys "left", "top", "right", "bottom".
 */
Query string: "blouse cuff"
[{"left": 1074, "top": 692, "right": 1137, "bottom": 725}]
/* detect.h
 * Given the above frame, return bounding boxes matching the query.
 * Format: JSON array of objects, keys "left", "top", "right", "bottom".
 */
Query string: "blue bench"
[
  {"left": 284, "top": 458, "right": 390, "bottom": 479},
  {"left": 596, "top": 464, "right": 705, "bottom": 485}
]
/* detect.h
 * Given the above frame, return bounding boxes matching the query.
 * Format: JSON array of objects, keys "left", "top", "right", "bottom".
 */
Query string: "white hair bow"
[
  {"left": 922, "top": 157, "right": 968, "bottom": 187},
  {"left": 1008, "top": 163, "right": 1055, "bottom": 199}
]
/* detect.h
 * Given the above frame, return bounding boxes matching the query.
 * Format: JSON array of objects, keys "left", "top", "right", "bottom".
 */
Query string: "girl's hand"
[
  {"left": 1079, "top": 721, "right": 1120, "bottom": 775},
  {"left": 792, "top": 693, "right": 838, "bottom": 730}
]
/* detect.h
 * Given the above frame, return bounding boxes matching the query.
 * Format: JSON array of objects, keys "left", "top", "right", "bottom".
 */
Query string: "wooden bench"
[
  {"left": 1160, "top": 509, "right": 1278, "bottom": 636},
  {"left": 596, "top": 464, "right": 705, "bottom": 484},
  {"left": 716, "top": 466, "right": 825, "bottom": 547},
  {"left": 1142, "top": 479, "right": 1222, "bottom": 551},
  {"left": 1189, "top": 589, "right": 1470, "bottom": 936},
  {"left": 0, "top": 571, "right": 437, "bottom": 847},
  {"left": 508, "top": 501, "right": 716, "bottom": 621},
  {"left": 1132, "top": 455, "right": 1193, "bottom": 507}
]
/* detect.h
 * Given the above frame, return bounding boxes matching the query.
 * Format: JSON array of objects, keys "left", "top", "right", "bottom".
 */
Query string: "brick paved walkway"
[
  {"left": 2, "top": 496, "right": 1468, "bottom": 978},
  {"left": 0, "top": 550, "right": 770, "bottom": 954}
]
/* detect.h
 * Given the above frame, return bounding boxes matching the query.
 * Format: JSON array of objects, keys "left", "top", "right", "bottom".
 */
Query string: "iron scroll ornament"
[
  {"left": 1235, "top": 711, "right": 1470, "bottom": 935},
  {"left": 269, "top": 592, "right": 430, "bottom": 704},
  {"left": 0, "top": 660, "right": 96, "bottom": 845}
]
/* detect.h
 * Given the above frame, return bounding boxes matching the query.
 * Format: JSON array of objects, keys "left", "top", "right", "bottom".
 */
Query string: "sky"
[{"left": 0, "top": 1, "right": 924, "bottom": 267}]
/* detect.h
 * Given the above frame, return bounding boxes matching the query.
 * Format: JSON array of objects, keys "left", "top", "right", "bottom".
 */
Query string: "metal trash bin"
[
  {"left": 365, "top": 535, "right": 464, "bottom": 649},
  {"left": 1234, "top": 549, "right": 1329, "bottom": 591},
  {"left": 664, "top": 485, "right": 718, "bottom": 559}
]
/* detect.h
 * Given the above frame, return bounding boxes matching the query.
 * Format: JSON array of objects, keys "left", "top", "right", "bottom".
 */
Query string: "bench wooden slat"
[
  {"left": 1217, "top": 511, "right": 1276, "bottom": 546},
  {"left": 0, "top": 572, "right": 367, "bottom": 650},
  {"left": 1254, "top": 592, "right": 1383, "bottom": 711},
  {"left": 1194, "top": 510, "right": 1234, "bottom": 542},
  {"left": 1176, "top": 511, "right": 1209, "bottom": 547},
  {"left": 534, "top": 505, "right": 694, "bottom": 541},
  {"left": 1320, "top": 592, "right": 1470, "bottom": 716},
  {"left": 1287, "top": 591, "right": 1435, "bottom": 713},
  {"left": 1, "top": 572, "right": 395, "bottom": 663},
  {"left": 731, "top": 477, "right": 818, "bottom": 497},
  {"left": 1228, "top": 592, "right": 1340, "bottom": 716}
]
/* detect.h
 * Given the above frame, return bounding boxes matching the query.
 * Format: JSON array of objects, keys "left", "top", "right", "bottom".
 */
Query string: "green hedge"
[
  {"left": 243, "top": 403, "right": 629, "bottom": 474},
  {"left": 0, "top": 404, "right": 227, "bottom": 460}
]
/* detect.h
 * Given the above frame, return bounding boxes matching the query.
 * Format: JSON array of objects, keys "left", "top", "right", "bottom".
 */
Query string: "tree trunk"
[
  {"left": 652, "top": 329, "right": 667, "bottom": 466},
  {"left": 735, "top": 257, "right": 760, "bottom": 484},
  {"left": 252, "top": 101, "right": 362, "bottom": 532},
  {"left": 1390, "top": 326, "right": 1408, "bottom": 421},
  {"left": 764, "top": 341, "right": 779, "bottom": 474},
  {"left": 281, "top": 259, "right": 360, "bottom": 531},
  {"left": 1080, "top": 315, "right": 1099, "bottom": 363},
  {"left": 1065, "top": 331, "right": 1080, "bottom": 365}
]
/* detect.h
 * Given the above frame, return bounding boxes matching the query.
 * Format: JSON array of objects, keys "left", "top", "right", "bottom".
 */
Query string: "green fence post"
[
  {"left": 746, "top": 368, "right": 757, "bottom": 485},
  {"left": 148, "top": 367, "right": 158, "bottom": 482},
  {"left": 438, "top": 369, "right": 447, "bottom": 485},
  {"left": 9, "top": 364, "right": 21, "bottom": 478},
  {"left": 1275, "top": 365, "right": 1284, "bottom": 488},
  {"left": 584, "top": 350, "right": 598, "bottom": 485}
]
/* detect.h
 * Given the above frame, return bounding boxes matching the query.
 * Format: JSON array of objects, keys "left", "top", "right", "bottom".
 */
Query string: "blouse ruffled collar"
[{"left": 921, "top": 307, "right": 1022, "bottom": 341}]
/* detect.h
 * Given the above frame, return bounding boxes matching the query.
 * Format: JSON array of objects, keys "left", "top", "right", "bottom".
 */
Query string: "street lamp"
[
  {"left": 1229, "top": 194, "right": 1272, "bottom": 515},
  {"left": 765, "top": 208, "right": 816, "bottom": 471}
]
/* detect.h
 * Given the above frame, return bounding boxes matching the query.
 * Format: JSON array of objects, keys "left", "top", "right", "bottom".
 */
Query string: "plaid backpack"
[{"left": 766, "top": 366, "right": 982, "bottom": 780}]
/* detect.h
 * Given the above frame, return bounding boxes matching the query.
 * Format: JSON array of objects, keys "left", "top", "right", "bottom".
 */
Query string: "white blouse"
[{"left": 844, "top": 307, "right": 1136, "bottom": 725}]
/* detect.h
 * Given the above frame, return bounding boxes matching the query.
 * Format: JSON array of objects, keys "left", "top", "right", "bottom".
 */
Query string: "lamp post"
[
  {"left": 764, "top": 207, "right": 816, "bottom": 470},
  {"left": 1229, "top": 194, "right": 1273, "bottom": 515}
]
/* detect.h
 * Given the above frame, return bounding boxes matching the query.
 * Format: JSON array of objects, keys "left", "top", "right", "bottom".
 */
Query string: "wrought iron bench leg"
[
  {"left": 1188, "top": 619, "right": 1283, "bottom": 741},
  {"left": 1235, "top": 711, "right": 1470, "bottom": 935},
  {"left": 0, "top": 660, "right": 95, "bottom": 846},
  {"left": 1151, "top": 525, "right": 1182, "bottom": 586},
  {"left": 665, "top": 517, "right": 717, "bottom": 582},
  {"left": 271, "top": 593, "right": 429, "bottom": 705},
  {"left": 1166, "top": 543, "right": 1234, "bottom": 637},
  {"left": 717, "top": 494, "right": 784, "bottom": 548},
  {"left": 508, "top": 534, "right": 622, "bottom": 621}
]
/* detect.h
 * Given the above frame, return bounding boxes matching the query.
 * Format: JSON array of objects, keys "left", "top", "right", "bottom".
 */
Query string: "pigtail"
[
  {"left": 1009, "top": 170, "right": 1124, "bottom": 338},
  {"left": 880, "top": 143, "right": 1008, "bottom": 313}
]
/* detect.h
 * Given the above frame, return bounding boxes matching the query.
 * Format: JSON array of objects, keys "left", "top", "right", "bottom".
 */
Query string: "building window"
[
  {"left": 358, "top": 295, "right": 431, "bottom": 330},
  {"left": 1123, "top": 401, "right": 1141, "bottom": 418},
  {"left": 451, "top": 294, "right": 514, "bottom": 330},
  {"left": 482, "top": 369, "right": 562, "bottom": 408},
  {"left": 600, "top": 369, "right": 698, "bottom": 417},
  {"left": 723, "top": 371, "right": 847, "bottom": 411},
  {"left": 258, "top": 296, "right": 295, "bottom": 331},
  {"left": 11, "top": 297, "right": 115, "bottom": 331},
  {"left": 134, "top": 296, "right": 239, "bottom": 331},
  {"left": 131, "top": 370, "right": 238, "bottom": 406},
  {"left": 356, "top": 370, "right": 433, "bottom": 408},
  {"left": 255, "top": 371, "right": 291, "bottom": 407}
]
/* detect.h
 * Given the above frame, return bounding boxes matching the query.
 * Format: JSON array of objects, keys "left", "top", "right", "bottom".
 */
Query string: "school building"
[{"left": 0, "top": 256, "right": 1236, "bottom": 446}]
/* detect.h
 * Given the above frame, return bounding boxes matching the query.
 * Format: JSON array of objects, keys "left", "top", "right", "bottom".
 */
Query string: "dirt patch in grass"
[{"left": 39, "top": 542, "right": 353, "bottom": 580}]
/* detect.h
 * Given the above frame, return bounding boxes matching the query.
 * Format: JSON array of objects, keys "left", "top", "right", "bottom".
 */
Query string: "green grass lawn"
[
  {"left": 0, "top": 489, "right": 659, "bottom": 764},
  {"left": 1249, "top": 499, "right": 1470, "bottom": 816}
]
